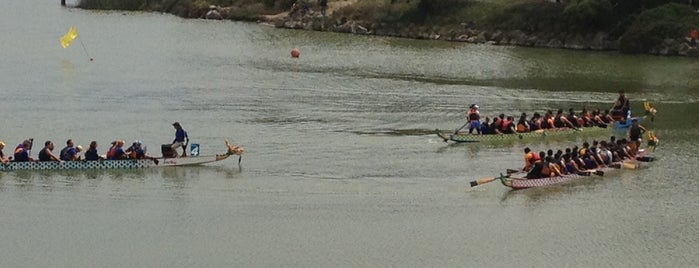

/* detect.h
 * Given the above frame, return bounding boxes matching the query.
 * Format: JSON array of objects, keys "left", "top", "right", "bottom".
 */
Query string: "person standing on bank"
[
  {"left": 172, "top": 122, "right": 189, "bottom": 157},
  {"left": 319, "top": 0, "right": 328, "bottom": 16}
]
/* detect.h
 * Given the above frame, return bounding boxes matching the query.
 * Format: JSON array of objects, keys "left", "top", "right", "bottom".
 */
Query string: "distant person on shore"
[
  {"left": 172, "top": 122, "right": 189, "bottom": 157},
  {"left": 319, "top": 0, "right": 328, "bottom": 16}
]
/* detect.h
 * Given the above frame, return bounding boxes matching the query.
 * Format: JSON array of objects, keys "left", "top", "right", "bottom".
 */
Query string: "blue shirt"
[
  {"left": 60, "top": 147, "right": 76, "bottom": 161},
  {"left": 173, "top": 129, "right": 188, "bottom": 143}
]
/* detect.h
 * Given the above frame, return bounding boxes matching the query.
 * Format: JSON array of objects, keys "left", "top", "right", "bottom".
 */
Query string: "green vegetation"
[
  {"left": 619, "top": 3, "right": 699, "bottom": 53},
  {"left": 77, "top": 0, "right": 699, "bottom": 54}
]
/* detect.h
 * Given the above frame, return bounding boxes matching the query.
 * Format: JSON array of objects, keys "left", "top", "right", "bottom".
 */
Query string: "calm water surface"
[{"left": 0, "top": 1, "right": 698, "bottom": 267}]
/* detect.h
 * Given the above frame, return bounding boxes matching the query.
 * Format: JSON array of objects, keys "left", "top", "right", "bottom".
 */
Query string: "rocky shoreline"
[{"left": 251, "top": 8, "right": 699, "bottom": 57}]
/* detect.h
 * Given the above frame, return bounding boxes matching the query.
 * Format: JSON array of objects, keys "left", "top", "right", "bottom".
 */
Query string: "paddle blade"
[
  {"left": 469, "top": 177, "right": 497, "bottom": 187},
  {"left": 623, "top": 162, "right": 639, "bottom": 169},
  {"left": 636, "top": 156, "right": 654, "bottom": 162}
]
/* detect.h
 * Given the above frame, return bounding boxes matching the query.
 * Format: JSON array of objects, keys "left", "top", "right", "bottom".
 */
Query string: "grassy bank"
[{"left": 77, "top": 0, "right": 699, "bottom": 54}]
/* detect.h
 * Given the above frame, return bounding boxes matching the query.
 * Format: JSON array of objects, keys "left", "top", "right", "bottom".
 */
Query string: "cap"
[
  {"left": 0, "top": 141, "right": 5, "bottom": 147},
  {"left": 172, "top": 122, "right": 181, "bottom": 127},
  {"left": 76, "top": 145, "right": 83, "bottom": 151}
]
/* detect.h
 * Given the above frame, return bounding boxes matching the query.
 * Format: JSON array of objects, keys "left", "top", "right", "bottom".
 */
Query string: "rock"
[
  {"left": 590, "top": 32, "right": 609, "bottom": 50},
  {"left": 489, "top": 30, "right": 503, "bottom": 43},
  {"left": 205, "top": 8, "right": 222, "bottom": 20}
]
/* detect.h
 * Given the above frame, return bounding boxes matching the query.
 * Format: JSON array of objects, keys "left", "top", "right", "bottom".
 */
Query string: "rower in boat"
[
  {"left": 627, "top": 118, "right": 647, "bottom": 155},
  {"left": 525, "top": 151, "right": 546, "bottom": 179},
  {"left": 0, "top": 141, "right": 9, "bottom": 164},
  {"left": 523, "top": 147, "right": 540, "bottom": 172},
  {"left": 13, "top": 139, "right": 34, "bottom": 162},
  {"left": 38, "top": 141, "right": 62, "bottom": 162},
  {"left": 554, "top": 109, "right": 576, "bottom": 128},
  {"left": 467, "top": 104, "right": 481, "bottom": 134},
  {"left": 611, "top": 90, "right": 631, "bottom": 120},
  {"left": 84, "top": 141, "right": 104, "bottom": 161},
  {"left": 516, "top": 113, "right": 530, "bottom": 133}
]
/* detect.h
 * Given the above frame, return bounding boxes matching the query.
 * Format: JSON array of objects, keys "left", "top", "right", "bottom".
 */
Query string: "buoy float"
[{"left": 291, "top": 48, "right": 300, "bottom": 58}]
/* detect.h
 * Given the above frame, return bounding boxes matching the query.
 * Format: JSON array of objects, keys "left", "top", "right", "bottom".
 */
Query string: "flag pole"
[{"left": 79, "top": 39, "right": 93, "bottom": 61}]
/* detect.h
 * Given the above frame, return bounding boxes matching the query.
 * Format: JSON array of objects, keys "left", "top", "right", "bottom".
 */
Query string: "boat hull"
[
  {"left": 436, "top": 126, "right": 609, "bottom": 143},
  {"left": 0, "top": 154, "right": 237, "bottom": 171},
  {"left": 500, "top": 150, "right": 649, "bottom": 189}
]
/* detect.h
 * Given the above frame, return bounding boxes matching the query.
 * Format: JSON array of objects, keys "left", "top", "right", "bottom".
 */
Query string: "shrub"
[
  {"left": 619, "top": 3, "right": 699, "bottom": 53},
  {"left": 563, "top": 0, "right": 614, "bottom": 31},
  {"left": 484, "top": 2, "right": 565, "bottom": 33}
]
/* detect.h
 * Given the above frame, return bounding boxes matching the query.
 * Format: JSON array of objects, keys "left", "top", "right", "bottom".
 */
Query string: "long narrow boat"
[
  {"left": 435, "top": 126, "right": 610, "bottom": 143},
  {"left": 0, "top": 140, "right": 244, "bottom": 172},
  {"left": 611, "top": 101, "right": 657, "bottom": 129},
  {"left": 499, "top": 149, "right": 651, "bottom": 190}
]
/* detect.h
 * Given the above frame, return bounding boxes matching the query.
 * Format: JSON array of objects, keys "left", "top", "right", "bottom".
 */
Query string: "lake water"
[{"left": 0, "top": 1, "right": 697, "bottom": 267}]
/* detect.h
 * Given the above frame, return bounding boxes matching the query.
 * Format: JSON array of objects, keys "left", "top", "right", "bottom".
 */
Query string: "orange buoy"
[{"left": 291, "top": 48, "right": 300, "bottom": 58}]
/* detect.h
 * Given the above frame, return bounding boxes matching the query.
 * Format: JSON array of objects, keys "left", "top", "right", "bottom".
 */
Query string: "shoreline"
[
  {"left": 250, "top": 4, "right": 698, "bottom": 57},
  {"left": 74, "top": 0, "right": 699, "bottom": 57}
]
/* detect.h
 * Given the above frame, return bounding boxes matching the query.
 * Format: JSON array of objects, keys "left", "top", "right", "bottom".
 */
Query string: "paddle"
[
  {"left": 469, "top": 169, "right": 520, "bottom": 187},
  {"left": 183, "top": 139, "right": 189, "bottom": 157},
  {"left": 453, "top": 122, "right": 470, "bottom": 135},
  {"left": 636, "top": 156, "right": 654, "bottom": 162},
  {"left": 470, "top": 176, "right": 498, "bottom": 187}
]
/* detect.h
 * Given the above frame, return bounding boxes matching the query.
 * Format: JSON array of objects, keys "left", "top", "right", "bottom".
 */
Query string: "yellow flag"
[{"left": 60, "top": 26, "right": 78, "bottom": 48}]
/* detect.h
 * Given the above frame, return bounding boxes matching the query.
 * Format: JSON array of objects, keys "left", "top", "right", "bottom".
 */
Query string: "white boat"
[{"left": 0, "top": 140, "right": 244, "bottom": 171}]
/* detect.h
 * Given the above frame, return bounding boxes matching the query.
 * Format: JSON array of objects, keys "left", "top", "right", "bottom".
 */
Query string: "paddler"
[
  {"left": 612, "top": 90, "right": 631, "bottom": 120},
  {"left": 627, "top": 118, "right": 646, "bottom": 155},
  {"left": 0, "top": 141, "right": 9, "bottom": 163},
  {"left": 467, "top": 104, "right": 481, "bottom": 134},
  {"left": 523, "top": 147, "right": 540, "bottom": 172}
]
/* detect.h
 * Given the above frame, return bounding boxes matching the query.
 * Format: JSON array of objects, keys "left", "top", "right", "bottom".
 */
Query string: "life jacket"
[
  {"left": 501, "top": 119, "right": 512, "bottom": 131},
  {"left": 13, "top": 148, "right": 29, "bottom": 162},
  {"left": 106, "top": 146, "right": 116, "bottom": 159},
  {"left": 516, "top": 123, "right": 527, "bottom": 133}
]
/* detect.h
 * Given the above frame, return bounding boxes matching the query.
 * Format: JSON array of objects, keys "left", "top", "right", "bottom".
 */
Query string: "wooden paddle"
[{"left": 469, "top": 169, "right": 520, "bottom": 187}]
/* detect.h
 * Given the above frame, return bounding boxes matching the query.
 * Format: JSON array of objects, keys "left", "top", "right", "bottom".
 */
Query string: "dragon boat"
[
  {"left": 611, "top": 101, "right": 657, "bottom": 130},
  {"left": 435, "top": 126, "right": 610, "bottom": 143},
  {"left": 0, "top": 140, "right": 244, "bottom": 172},
  {"left": 498, "top": 149, "right": 652, "bottom": 190}
]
